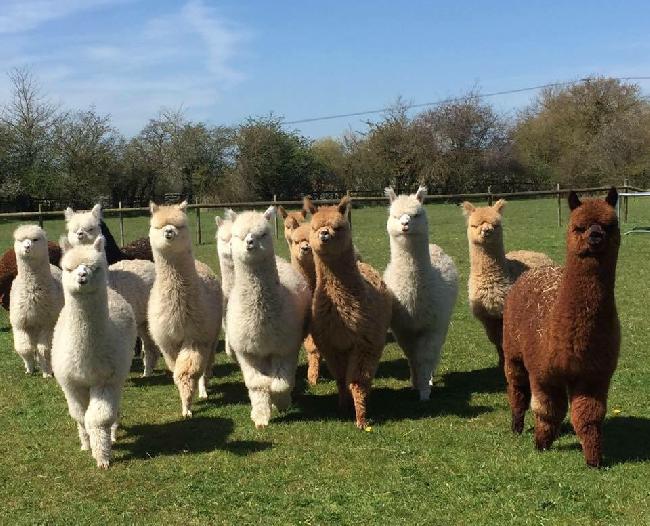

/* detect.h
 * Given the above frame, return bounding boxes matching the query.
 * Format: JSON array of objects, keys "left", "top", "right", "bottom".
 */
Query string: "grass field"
[{"left": 1, "top": 196, "right": 650, "bottom": 525}]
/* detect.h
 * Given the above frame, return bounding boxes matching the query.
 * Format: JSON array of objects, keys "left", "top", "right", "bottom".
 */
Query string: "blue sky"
[{"left": 2, "top": 0, "right": 650, "bottom": 138}]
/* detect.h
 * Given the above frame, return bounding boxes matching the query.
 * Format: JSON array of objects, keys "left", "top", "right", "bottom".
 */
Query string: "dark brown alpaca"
[
  {"left": 309, "top": 196, "right": 392, "bottom": 429},
  {"left": 502, "top": 188, "right": 620, "bottom": 467}
]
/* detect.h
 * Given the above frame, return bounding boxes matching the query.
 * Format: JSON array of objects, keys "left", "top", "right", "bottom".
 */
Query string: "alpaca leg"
[
  {"left": 140, "top": 326, "right": 159, "bottom": 378},
  {"left": 173, "top": 347, "right": 207, "bottom": 418},
  {"left": 13, "top": 329, "right": 35, "bottom": 374},
  {"left": 86, "top": 384, "right": 121, "bottom": 469},
  {"left": 504, "top": 358, "right": 531, "bottom": 434},
  {"left": 483, "top": 317, "right": 504, "bottom": 368},
  {"left": 111, "top": 421, "right": 118, "bottom": 444},
  {"left": 270, "top": 352, "right": 299, "bottom": 412},
  {"left": 411, "top": 333, "right": 443, "bottom": 401},
  {"left": 569, "top": 381, "right": 609, "bottom": 467},
  {"left": 36, "top": 330, "right": 53, "bottom": 378},
  {"left": 304, "top": 335, "right": 321, "bottom": 386},
  {"left": 530, "top": 380, "right": 568, "bottom": 451},
  {"left": 198, "top": 346, "right": 216, "bottom": 400},
  {"left": 238, "top": 352, "right": 273, "bottom": 428},
  {"left": 347, "top": 347, "right": 381, "bottom": 429},
  {"left": 61, "top": 383, "right": 90, "bottom": 450}
]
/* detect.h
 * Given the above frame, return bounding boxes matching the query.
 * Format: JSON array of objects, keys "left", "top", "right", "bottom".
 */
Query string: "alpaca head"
[
  {"left": 230, "top": 207, "right": 276, "bottom": 264},
  {"left": 385, "top": 186, "right": 428, "bottom": 240},
  {"left": 309, "top": 196, "right": 352, "bottom": 258},
  {"left": 462, "top": 200, "right": 506, "bottom": 247},
  {"left": 289, "top": 222, "right": 313, "bottom": 265},
  {"left": 13, "top": 225, "right": 49, "bottom": 262},
  {"left": 59, "top": 236, "right": 108, "bottom": 295},
  {"left": 278, "top": 206, "right": 307, "bottom": 244},
  {"left": 566, "top": 188, "right": 620, "bottom": 259},
  {"left": 64, "top": 204, "right": 102, "bottom": 246},
  {"left": 149, "top": 201, "right": 191, "bottom": 255},
  {"left": 215, "top": 210, "right": 235, "bottom": 260}
]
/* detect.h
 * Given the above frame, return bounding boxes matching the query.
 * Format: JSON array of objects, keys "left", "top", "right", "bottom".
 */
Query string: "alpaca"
[
  {"left": 148, "top": 201, "right": 223, "bottom": 417},
  {"left": 215, "top": 210, "right": 235, "bottom": 359},
  {"left": 227, "top": 207, "right": 311, "bottom": 428},
  {"left": 9, "top": 225, "right": 64, "bottom": 376},
  {"left": 64, "top": 206, "right": 159, "bottom": 376},
  {"left": 278, "top": 201, "right": 309, "bottom": 244},
  {"left": 288, "top": 222, "right": 321, "bottom": 385},
  {"left": 310, "top": 196, "right": 392, "bottom": 429},
  {"left": 52, "top": 236, "right": 136, "bottom": 469},
  {"left": 384, "top": 187, "right": 459, "bottom": 400},
  {"left": 462, "top": 200, "right": 553, "bottom": 366},
  {"left": 502, "top": 189, "right": 620, "bottom": 467}
]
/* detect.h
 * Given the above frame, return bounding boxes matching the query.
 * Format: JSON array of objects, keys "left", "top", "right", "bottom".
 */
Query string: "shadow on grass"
[
  {"left": 603, "top": 416, "right": 650, "bottom": 465},
  {"left": 116, "top": 416, "right": 272, "bottom": 460},
  {"left": 0, "top": 325, "right": 10, "bottom": 333}
]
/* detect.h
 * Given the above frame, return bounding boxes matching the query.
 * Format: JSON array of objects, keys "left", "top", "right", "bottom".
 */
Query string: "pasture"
[{"left": 1, "top": 197, "right": 649, "bottom": 525}]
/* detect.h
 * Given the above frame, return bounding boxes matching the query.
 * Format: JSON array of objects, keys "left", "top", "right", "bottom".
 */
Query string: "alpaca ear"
[
  {"left": 224, "top": 208, "right": 236, "bottom": 221},
  {"left": 605, "top": 187, "right": 618, "bottom": 208},
  {"left": 461, "top": 201, "right": 475, "bottom": 218},
  {"left": 263, "top": 205, "right": 276, "bottom": 221},
  {"left": 384, "top": 187, "right": 397, "bottom": 203},
  {"left": 303, "top": 196, "right": 316, "bottom": 215},
  {"left": 59, "top": 235, "right": 72, "bottom": 253},
  {"left": 415, "top": 186, "right": 427, "bottom": 203},
  {"left": 91, "top": 204, "right": 102, "bottom": 219},
  {"left": 177, "top": 200, "right": 188, "bottom": 212},
  {"left": 338, "top": 195, "right": 351, "bottom": 216},
  {"left": 64, "top": 207, "right": 74, "bottom": 221},
  {"left": 493, "top": 199, "right": 506, "bottom": 214},
  {"left": 568, "top": 191, "right": 582, "bottom": 211},
  {"left": 300, "top": 208, "right": 307, "bottom": 218},
  {"left": 278, "top": 206, "right": 288, "bottom": 219},
  {"left": 93, "top": 235, "right": 105, "bottom": 253},
  {"left": 215, "top": 216, "right": 223, "bottom": 227},
  {"left": 149, "top": 201, "right": 159, "bottom": 214}
]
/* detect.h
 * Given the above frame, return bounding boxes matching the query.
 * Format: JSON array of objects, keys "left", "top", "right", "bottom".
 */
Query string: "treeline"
[{"left": 2, "top": 68, "right": 650, "bottom": 210}]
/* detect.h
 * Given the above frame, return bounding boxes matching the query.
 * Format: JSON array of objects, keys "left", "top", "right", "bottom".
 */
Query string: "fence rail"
[{"left": 0, "top": 184, "right": 644, "bottom": 245}]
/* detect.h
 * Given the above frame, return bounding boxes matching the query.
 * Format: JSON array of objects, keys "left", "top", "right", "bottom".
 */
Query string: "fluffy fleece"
[
  {"left": 148, "top": 201, "right": 223, "bottom": 417},
  {"left": 503, "top": 189, "right": 621, "bottom": 467},
  {"left": 384, "top": 187, "right": 459, "bottom": 400},
  {"left": 287, "top": 222, "right": 321, "bottom": 385},
  {"left": 52, "top": 236, "right": 136, "bottom": 469},
  {"left": 9, "top": 225, "right": 64, "bottom": 376},
  {"left": 215, "top": 210, "right": 236, "bottom": 359},
  {"left": 462, "top": 200, "right": 553, "bottom": 366},
  {"left": 227, "top": 207, "right": 311, "bottom": 428},
  {"left": 310, "top": 196, "right": 392, "bottom": 429}
]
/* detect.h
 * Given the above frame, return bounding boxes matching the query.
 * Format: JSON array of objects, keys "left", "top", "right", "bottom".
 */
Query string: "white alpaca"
[
  {"left": 215, "top": 210, "right": 235, "bottom": 359},
  {"left": 9, "top": 225, "right": 63, "bottom": 376},
  {"left": 64, "top": 205, "right": 159, "bottom": 376},
  {"left": 384, "top": 186, "right": 459, "bottom": 400},
  {"left": 148, "top": 201, "right": 223, "bottom": 417},
  {"left": 227, "top": 207, "right": 310, "bottom": 428},
  {"left": 52, "top": 236, "right": 136, "bottom": 469}
]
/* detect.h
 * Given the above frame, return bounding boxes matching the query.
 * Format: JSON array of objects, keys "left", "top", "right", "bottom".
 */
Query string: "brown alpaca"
[
  {"left": 288, "top": 222, "right": 321, "bottom": 384},
  {"left": 462, "top": 200, "right": 553, "bottom": 366},
  {"left": 309, "top": 196, "right": 392, "bottom": 428},
  {"left": 502, "top": 189, "right": 620, "bottom": 467},
  {"left": 278, "top": 197, "right": 315, "bottom": 244}
]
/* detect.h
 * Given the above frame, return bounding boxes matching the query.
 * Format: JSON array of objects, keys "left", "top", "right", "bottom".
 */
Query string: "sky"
[{"left": 1, "top": 0, "right": 650, "bottom": 139}]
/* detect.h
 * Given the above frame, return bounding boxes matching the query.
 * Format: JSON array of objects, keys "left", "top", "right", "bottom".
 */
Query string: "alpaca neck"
[
  {"left": 153, "top": 247, "right": 198, "bottom": 289},
  {"left": 314, "top": 244, "right": 362, "bottom": 291},
  {"left": 557, "top": 252, "right": 618, "bottom": 313},
  {"left": 233, "top": 256, "right": 280, "bottom": 301},
  {"left": 469, "top": 237, "right": 508, "bottom": 279},
  {"left": 389, "top": 233, "right": 430, "bottom": 270},
  {"left": 65, "top": 286, "right": 109, "bottom": 333},
  {"left": 15, "top": 255, "right": 52, "bottom": 286},
  {"left": 290, "top": 252, "right": 316, "bottom": 290}
]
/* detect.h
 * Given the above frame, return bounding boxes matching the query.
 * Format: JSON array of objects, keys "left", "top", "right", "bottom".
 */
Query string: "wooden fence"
[{"left": 0, "top": 184, "right": 644, "bottom": 246}]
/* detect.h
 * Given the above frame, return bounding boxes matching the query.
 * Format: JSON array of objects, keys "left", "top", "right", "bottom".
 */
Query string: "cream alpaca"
[
  {"left": 52, "top": 236, "right": 136, "bottom": 469},
  {"left": 148, "top": 201, "right": 223, "bottom": 417},
  {"left": 215, "top": 210, "right": 235, "bottom": 359},
  {"left": 227, "top": 207, "right": 310, "bottom": 428},
  {"left": 384, "top": 187, "right": 458, "bottom": 400},
  {"left": 462, "top": 200, "right": 553, "bottom": 365},
  {"left": 9, "top": 225, "right": 63, "bottom": 376},
  {"left": 64, "top": 205, "right": 159, "bottom": 376}
]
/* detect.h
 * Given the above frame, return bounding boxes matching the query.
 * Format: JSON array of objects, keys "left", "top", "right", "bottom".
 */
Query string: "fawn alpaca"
[
  {"left": 52, "top": 236, "right": 136, "bottom": 469},
  {"left": 215, "top": 210, "right": 236, "bottom": 359},
  {"left": 503, "top": 189, "right": 620, "bottom": 467},
  {"left": 310, "top": 196, "right": 392, "bottom": 429},
  {"left": 463, "top": 200, "right": 553, "bottom": 366}
]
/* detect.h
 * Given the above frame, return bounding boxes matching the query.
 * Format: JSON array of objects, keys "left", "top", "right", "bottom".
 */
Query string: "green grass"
[{"left": 1, "top": 197, "right": 650, "bottom": 525}]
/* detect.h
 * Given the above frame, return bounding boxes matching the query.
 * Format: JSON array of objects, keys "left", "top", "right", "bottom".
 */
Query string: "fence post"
[
  {"left": 118, "top": 201, "right": 125, "bottom": 246},
  {"left": 195, "top": 198, "right": 202, "bottom": 245},
  {"left": 487, "top": 185, "right": 493, "bottom": 206},
  {"left": 556, "top": 183, "right": 561, "bottom": 227},
  {"left": 38, "top": 203, "right": 43, "bottom": 228},
  {"left": 273, "top": 194, "right": 278, "bottom": 239},
  {"left": 623, "top": 178, "right": 629, "bottom": 222}
]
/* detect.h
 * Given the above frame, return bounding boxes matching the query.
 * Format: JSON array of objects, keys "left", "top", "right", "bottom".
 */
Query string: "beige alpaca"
[
  {"left": 148, "top": 201, "right": 223, "bottom": 417},
  {"left": 462, "top": 200, "right": 553, "bottom": 365}
]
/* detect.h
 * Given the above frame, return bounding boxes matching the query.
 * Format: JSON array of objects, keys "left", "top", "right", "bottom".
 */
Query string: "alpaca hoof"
[
  {"left": 198, "top": 392, "right": 208, "bottom": 400},
  {"left": 81, "top": 444, "right": 90, "bottom": 451},
  {"left": 418, "top": 387, "right": 431, "bottom": 401},
  {"left": 141, "top": 371, "right": 152, "bottom": 378},
  {"left": 511, "top": 420, "right": 524, "bottom": 435},
  {"left": 97, "top": 460, "right": 110, "bottom": 469},
  {"left": 307, "top": 375, "right": 318, "bottom": 386},
  {"left": 255, "top": 423, "right": 268, "bottom": 430},
  {"left": 355, "top": 419, "right": 368, "bottom": 430},
  {"left": 182, "top": 409, "right": 193, "bottom": 419},
  {"left": 42, "top": 373, "right": 53, "bottom": 379}
]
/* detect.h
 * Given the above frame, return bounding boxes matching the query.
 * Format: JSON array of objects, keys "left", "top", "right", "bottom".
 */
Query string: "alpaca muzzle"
[
  {"left": 76, "top": 231, "right": 85, "bottom": 241},
  {"left": 399, "top": 214, "right": 410, "bottom": 232},
  {"left": 76, "top": 265, "right": 89, "bottom": 285},
  {"left": 245, "top": 233, "right": 255, "bottom": 250},
  {"left": 163, "top": 227, "right": 176, "bottom": 240},
  {"left": 21, "top": 240, "right": 32, "bottom": 253},
  {"left": 319, "top": 229, "right": 330, "bottom": 243},
  {"left": 587, "top": 225, "right": 605, "bottom": 247},
  {"left": 299, "top": 243, "right": 311, "bottom": 255}
]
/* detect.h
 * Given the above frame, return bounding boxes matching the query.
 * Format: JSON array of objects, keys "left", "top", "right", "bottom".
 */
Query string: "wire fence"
[{"left": 0, "top": 183, "right": 643, "bottom": 246}]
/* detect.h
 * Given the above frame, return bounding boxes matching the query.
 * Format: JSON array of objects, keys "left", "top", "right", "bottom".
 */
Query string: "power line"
[{"left": 282, "top": 76, "right": 650, "bottom": 125}]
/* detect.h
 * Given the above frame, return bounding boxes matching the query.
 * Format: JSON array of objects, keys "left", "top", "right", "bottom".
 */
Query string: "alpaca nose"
[
  {"left": 164, "top": 227, "right": 175, "bottom": 240},
  {"left": 77, "top": 266, "right": 89, "bottom": 284},
  {"left": 319, "top": 229, "right": 330, "bottom": 243},
  {"left": 587, "top": 225, "right": 605, "bottom": 245},
  {"left": 399, "top": 214, "right": 410, "bottom": 231},
  {"left": 22, "top": 240, "right": 32, "bottom": 250},
  {"left": 300, "top": 243, "right": 311, "bottom": 254},
  {"left": 76, "top": 231, "right": 85, "bottom": 240},
  {"left": 245, "top": 233, "right": 254, "bottom": 250},
  {"left": 481, "top": 225, "right": 493, "bottom": 237}
]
